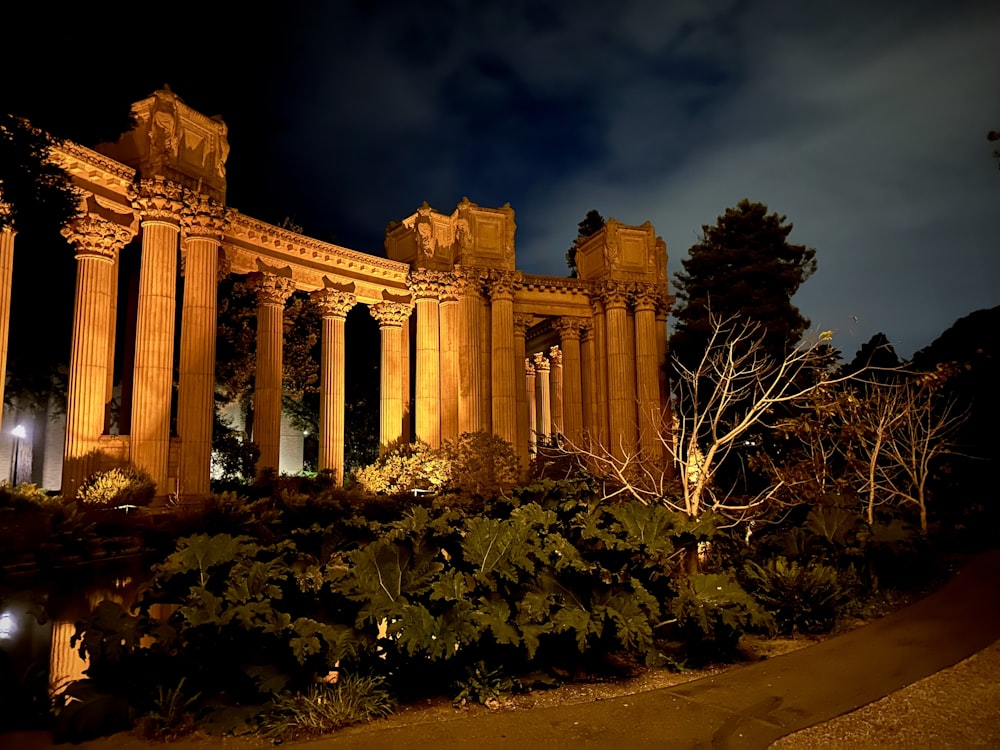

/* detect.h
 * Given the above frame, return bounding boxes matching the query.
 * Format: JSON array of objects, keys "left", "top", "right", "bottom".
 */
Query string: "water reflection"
[{"left": 0, "top": 564, "right": 143, "bottom": 732}]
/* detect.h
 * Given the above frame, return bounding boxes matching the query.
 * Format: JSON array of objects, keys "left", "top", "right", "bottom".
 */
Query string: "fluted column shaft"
[
  {"left": 534, "top": 352, "right": 551, "bottom": 446},
  {"left": 604, "top": 285, "right": 635, "bottom": 461},
  {"left": 556, "top": 319, "right": 584, "bottom": 447},
  {"left": 525, "top": 359, "right": 536, "bottom": 456},
  {"left": 411, "top": 270, "right": 442, "bottom": 448},
  {"left": 177, "top": 196, "right": 224, "bottom": 498},
  {"left": 479, "top": 291, "right": 492, "bottom": 432},
  {"left": 61, "top": 215, "right": 135, "bottom": 495},
  {"left": 371, "top": 301, "right": 412, "bottom": 451},
  {"left": 457, "top": 270, "right": 483, "bottom": 435},
  {"left": 313, "top": 287, "right": 355, "bottom": 484},
  {"left": 0, "top": 226, "right": 15, "bottom": 434},
  {"left": 580, "top": 324, "right": 595, "bottom": 444},
  {"left": 549, "top": 346, "right": 564, "bottom": 441},
  {"left": 591, "top": 298, "right": 610, "bottom": 446},
  {"left": 129, "top": 180, "right": 183, "bottom": 496},
  {"left": 252, "top": 272, "right": 296, "bottom": 475},
  {"left": 656, "top": 300, "right": 674, "bottom": 468},
  {"left": 488, "top": 272, "right": 519, "bottom": 448},
  {"left": 513, "top": 315, "right": 531, "bottom": 467},
  {"left": 634, "top": 291, "right": 661, "bottom": 464},
  {"left": 439, "top": 284, "right": 460, "bottom": 443}
]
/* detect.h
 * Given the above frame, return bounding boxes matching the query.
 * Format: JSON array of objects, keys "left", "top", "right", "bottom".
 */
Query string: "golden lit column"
[
  {"left": 251, "top": 271, "right": 296, "bottom": 475},
  {"left": 401, "top": 319, "right": 411, "bottom": 441},
  {"left": 513, "top": 314, "right": 531, "bottom": 467},
  {"left": 555, "top": 319, "right": 584, "bottom": 447},
  {"left": 0, "top": 209, "right": 15, "bottom": 432},
  {"left": 439, "top": 280, "right": 460, "bottom": 443},
  {"left": 176, "top": 195, "right": 225, "bottom": 500},
  {"left": 488, "top": 271, "right": 520, "bottom": 448},
  {"left": 633, "top": 285, "right": 662, "bottom": 464},
  {"left": 60, "top": 214, "right": 136, "bottom": 496},
  {"left": 370, "top": 300, "right": 412, "bottom": 451},
  {"left": 534, "top": 352, "right": 551, "bottom": 446},
  {"left": 525, "top": 358, "right": 536, "bottom": 457},
  {"left": 580, "top": 322, "right": 595, "bottom": 444},
  {"left": 549, "top": 346, "right": 564, "bottom": 441},
  {"left": 410, "top": 269, "right": 442, "bottom": 448},
  {"left": 479, "top": 286, "right": 492, "bottom": 432},
  {"left": 656, "top": 292, "right": 674, "bottom": 467},
  {"left": 313, "top": 287, "right": 356, "bottom": 484},
  {"left": 603, "top": 282, "right": 636, "bottom": 461},
  {"left": 590, "top": 295, "right": 610, "bottom": 447},
  {"left": 456, "top": 268, "right": 483, "bottom": 435},
  {"left": 129, "top": 178, "right": 184, "bottom": 496}
]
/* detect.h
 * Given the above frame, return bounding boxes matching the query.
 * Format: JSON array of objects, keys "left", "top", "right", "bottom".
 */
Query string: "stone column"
[
  {"left": 410, "top": 269, "right": 442, "bottom": 448},
  {"left": 250, "top": 271, "right": 296, "bottom": 475},
  {"left": 555, "top": 318, "right": 584, "bottom": 447},
  {"left": 128, "top": 179, "right": 183, "bottom": 497},
  {"left": 513, "top": 314, "right": 532, "bottom": 468},
  {"left": 549, "top": 345, "right": 564, "bottom": 442},
  {"left": 479, "top": 288, "right": 492, "bottom": 432},
  {"left": 580, "top": 322, "right": 596, "bottom": 445},
  {"left": 313, "top": 287, "right": 356, "bottom": 484},
  {"left": 633, "top": 285, "right": 662, "bottom": 464},
  {"left": 534, "top": 352, "right": 551, "bottom": 447},
  {"left": 525, "top": 358, "right": 536, "bottom": 457},
  {"left": 176, "top": 195, "right": 225, "bottom": 500},
  {"left": 439, "top": 280, "right": 460, "bottom": 443},
  {"left": 456, "top": 268, "right": 483, "bottom": 435},
  {"left": 603, "top": 282, "right": 635, "bottom": 461},
  {"left": 590, "top": 296, "right": 610, "bottom": 447},
  {"left": 0, "top": 215, "right": 14, "bottom": 434},
  {"left": 488, "top": 271, "right": 519, "bottom": 448},
  {"left": 656, "top": 292, "right": 674, "bottom": 468},
  {"left": 60, "top": 214, "right": 136, "bottom": 496},
  {"left": 401, "top": 318, "right": 412, "bottom": 442},
  {"left": 370, "top": 300, "right": 412, "bottom": 451}
]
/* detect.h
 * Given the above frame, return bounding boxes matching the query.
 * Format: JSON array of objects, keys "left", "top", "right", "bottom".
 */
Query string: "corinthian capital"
[
  {"left": 251, "top": 271, "right": 296, "bottom": 306},
  {"left": 553, "top": 316, "right": 585, "bottom": 340},
  {"left": 533, "top": 351, "right": 550, "bottom": 372},
  {"left": 312, "top": 287, "right": 356, "bottom": 318},
  {"left": 631, "top": 283, "right": 659, "bottom": 313},
  {"left": 598, "top": 280, "right": 629, "bottom": 309},
  {"left": 408, "top": 268, "right": 447, "bottom": 299},
  {"left": 486, "top": 270, "right": 522, "bottom": 300},
  {"left": 128, "top": 178, "right": 185, "bottom": 223},
  {"left": 181, "top": 192, "right": 227, "bottom": 240},
  {"left": 512, "top": 314, "right": 532, "bottom": 337},
  {"left": 369, "top": 300, "right": 412, "bottom": 327},
  {"left": 61, "top": 213, "right": 137, "bottom": 261}
]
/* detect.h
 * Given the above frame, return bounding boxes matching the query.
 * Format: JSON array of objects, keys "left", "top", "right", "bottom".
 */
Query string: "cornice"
[{"left": 50, "top": 141, "right": 136, "bottom": 192}]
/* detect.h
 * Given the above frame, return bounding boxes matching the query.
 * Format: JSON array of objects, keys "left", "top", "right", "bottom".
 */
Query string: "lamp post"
[{"left": 10, "top": 424, "right": 25, "bottom": 485}]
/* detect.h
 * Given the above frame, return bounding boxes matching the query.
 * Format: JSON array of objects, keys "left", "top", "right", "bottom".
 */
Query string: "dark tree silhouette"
[{"left": 670, "top": 199, "right": 816, "bottom": 373}]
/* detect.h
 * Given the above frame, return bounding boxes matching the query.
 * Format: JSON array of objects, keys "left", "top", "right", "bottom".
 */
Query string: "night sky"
[{"left": 5, "top": 0, "right": 999, "bottom": 360}]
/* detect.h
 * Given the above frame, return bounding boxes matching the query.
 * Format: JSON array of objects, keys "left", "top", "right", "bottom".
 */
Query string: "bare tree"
[{"left": 566, "top": 313, "right": 855, "bottom": 524}]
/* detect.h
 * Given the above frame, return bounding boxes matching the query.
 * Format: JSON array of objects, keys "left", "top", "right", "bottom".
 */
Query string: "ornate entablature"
[
  {"left": 385, "top": 197, "right": 517, "bottom": 273},
  {"left": 575, "top": 218, "right": 667, "bottom": 285},
  {"left": 95, "top": 87, "right": 230, "bottom": 203}
]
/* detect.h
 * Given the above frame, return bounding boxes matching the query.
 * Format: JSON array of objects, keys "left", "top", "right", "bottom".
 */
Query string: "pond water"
[{"left": 0, "top": 559, "right": 147, "bottom": 732}]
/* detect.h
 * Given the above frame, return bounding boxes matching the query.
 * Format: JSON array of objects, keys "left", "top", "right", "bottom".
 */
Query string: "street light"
[{"left": 10, "top": 424, "right": 26, "bottom": 485}]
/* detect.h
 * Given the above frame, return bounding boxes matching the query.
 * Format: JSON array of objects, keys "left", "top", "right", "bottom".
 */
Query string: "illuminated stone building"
[{"left": 0, "top": 89, "right": 673, "bottom": 500}]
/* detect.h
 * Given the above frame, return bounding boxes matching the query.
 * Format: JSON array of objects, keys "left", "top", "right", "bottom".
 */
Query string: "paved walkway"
[{"left": 294, "top": 548, "right": 1000, "bottom": 749}]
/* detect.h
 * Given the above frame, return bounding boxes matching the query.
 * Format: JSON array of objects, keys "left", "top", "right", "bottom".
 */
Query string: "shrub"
[
  {"left": 441, "top": 431, "right": 520, "bottom": 499},
  {"left": 353, "top": 440, "right": 451, "bottom": 495},
  {"left": 260, "top": 675, "right": 395, "bottom": 739},
  {"left": 742, "top": 556, "right": 855, "bottom": 635},
  {"left": 77, "top": 465, "right": 156, "bottom": 507}
]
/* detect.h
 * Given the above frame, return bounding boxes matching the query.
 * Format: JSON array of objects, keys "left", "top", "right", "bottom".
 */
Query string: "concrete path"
[{"left": 293, "top": 548, "right": 1000, "bottom": 749}]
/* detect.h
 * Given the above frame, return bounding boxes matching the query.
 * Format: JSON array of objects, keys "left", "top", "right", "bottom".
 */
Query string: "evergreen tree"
[
  {"left": 670, "top": 199, "right": 816, "bottom": 372},
  {"left": 565, "top": 209, "right": 605, "bottom": 277}
]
